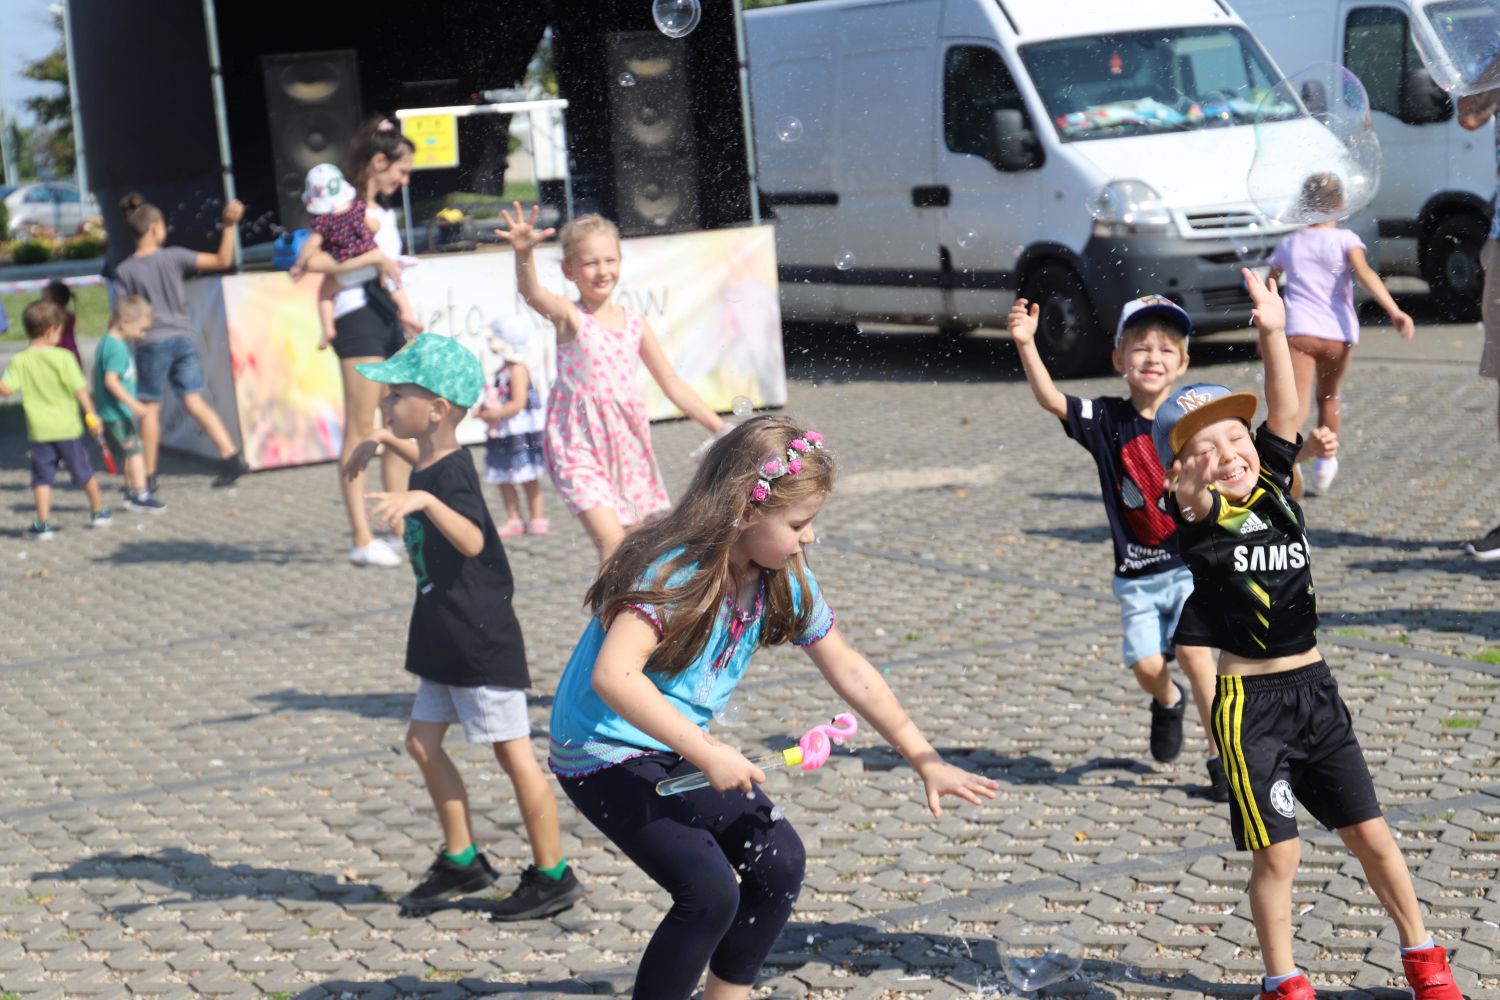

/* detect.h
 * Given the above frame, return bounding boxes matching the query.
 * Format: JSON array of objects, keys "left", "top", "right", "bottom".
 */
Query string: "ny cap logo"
[{"left": 1177, "top": 387, "right": 1216, "bottom": 412}]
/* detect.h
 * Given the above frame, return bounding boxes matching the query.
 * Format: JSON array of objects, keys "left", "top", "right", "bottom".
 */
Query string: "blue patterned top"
[{"left": 548, "top": 548, "right": 835, "bottom": 777}]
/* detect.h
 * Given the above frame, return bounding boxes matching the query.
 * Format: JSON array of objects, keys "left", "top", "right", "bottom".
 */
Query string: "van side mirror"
[
  {"left": 1399, "top": 67, "right": 1454, "bottom": 124},
  {"left": 990, "top": 109, "right": 1043, "bottom": 172}
]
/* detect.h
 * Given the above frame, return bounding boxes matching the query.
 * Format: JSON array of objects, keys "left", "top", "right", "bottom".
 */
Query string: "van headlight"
[{"left": 1087, "top": 180, "right": 1173, "bottom": 237}]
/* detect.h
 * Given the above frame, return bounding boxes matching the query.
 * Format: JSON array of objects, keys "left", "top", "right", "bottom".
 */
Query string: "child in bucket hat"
[
  {"left": 479, "top": 316, "right": 548, "bottom": 537},
  {"left": 1155, "top": 271, "right": 1463, "bottom": 1000},
  {"left": 345, "top": 333, "right": 586, "bottom": 920},
  {"left": 293, "top": 162, "right": 421, "bottom": 349}
]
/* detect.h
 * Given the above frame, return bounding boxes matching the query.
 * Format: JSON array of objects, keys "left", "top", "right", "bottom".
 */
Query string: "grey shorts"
[
  {"left": 1481, "top": 239, "right": 1500, "bottom": 379},
  {"left": 410, "top": 680, "right": 530, "bottom": 744}
]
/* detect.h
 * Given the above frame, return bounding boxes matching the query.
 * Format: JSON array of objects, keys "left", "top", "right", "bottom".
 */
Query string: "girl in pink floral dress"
[{"left": 496, "top": 205, "right": 727, "bottom": 562}]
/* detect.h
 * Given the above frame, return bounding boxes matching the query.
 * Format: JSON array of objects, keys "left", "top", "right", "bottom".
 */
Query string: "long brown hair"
[
  {"left": 347, "top": 114, "right": 416, "bottom": 195},
  {"left": 586, "top": 416, "right": 836, "bottom": 677}
]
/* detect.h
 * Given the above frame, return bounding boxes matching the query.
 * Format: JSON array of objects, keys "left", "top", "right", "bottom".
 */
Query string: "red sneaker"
[
  {"left": 1402, "top": 945, "right": 1465, "bottom": 1000},
  {"left": 1260, "top": 974, "right": 1316, "bottom": 1000}
]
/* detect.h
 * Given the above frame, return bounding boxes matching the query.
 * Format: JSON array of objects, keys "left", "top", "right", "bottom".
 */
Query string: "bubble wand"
[{"left": 656, "top": 713, "right": 859, "bottom": 796}]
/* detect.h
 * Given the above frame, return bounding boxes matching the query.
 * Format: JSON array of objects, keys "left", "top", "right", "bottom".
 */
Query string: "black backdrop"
[{"left": 70, "top": 0, "right": 753, "bottom": 268}]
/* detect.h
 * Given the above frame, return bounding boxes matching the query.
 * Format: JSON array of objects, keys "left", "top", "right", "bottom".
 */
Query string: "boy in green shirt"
[
  {"left": 94, "top": 295, "right": 165, "bottom": 512},
  {"left": 0, "top": 300, "right": 111, "bottom": 538}
]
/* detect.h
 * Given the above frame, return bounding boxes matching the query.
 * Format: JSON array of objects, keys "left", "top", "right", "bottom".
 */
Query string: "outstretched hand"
[
  {"left": 1007, "top": 298, "right": 1041, "bottom": 348},
  {"left": 918, "top": 761, "right": 999, "bottom": 818},
  {"left": 222, "top": 199, "right": 246, "bottom": 226},
  {"left": 1242, "top": 267, "right": 1286, "bottom": 336},
  {"left": 343, "top": 432, "right": 385, "bottom": 481},
  {"left": 365, "top": 490, "right": 433, "bottom": 533},
  {"left": 494, "top": 202, "right": 557, "bottom": 254}
]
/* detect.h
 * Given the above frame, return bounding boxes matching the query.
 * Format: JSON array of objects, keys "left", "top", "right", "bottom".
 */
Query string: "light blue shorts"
[
  {"left": 411, "top": 680, "right": 530, "bottom": 744},
  {"left": 1111, "top": 566, "right": 1194, "bottom": 669}
]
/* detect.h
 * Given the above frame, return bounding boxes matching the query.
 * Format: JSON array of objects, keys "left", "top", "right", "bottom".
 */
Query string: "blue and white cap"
[
  {"left": 1151, "top": 382, "right": 1259, "bottom": 472},
  {"left": 1116, "top": 294, "right": 1192, "bottom": 348}
]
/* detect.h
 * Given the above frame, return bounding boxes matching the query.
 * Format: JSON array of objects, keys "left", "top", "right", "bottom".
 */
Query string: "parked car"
[
  {"left": 747, "top": 0, "right": 1346, "bottom": 375},
  {"left": 2, "top": 182, "right": 102, "bottom": 238}
]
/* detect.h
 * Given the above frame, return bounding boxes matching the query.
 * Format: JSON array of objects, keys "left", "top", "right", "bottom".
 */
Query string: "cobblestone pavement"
[{"left": 0, "top": 316, "right": 1497, "bottom": 1000}]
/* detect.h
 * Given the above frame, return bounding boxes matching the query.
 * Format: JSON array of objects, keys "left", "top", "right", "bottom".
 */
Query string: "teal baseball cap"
[{"left": 355, "top": 334, "right": 484, "bottom": 408}]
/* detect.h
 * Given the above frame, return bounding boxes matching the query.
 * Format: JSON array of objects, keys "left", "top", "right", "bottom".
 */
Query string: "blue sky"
[{"left": 0, "top": 0, "right": 59, "bottom": 129}]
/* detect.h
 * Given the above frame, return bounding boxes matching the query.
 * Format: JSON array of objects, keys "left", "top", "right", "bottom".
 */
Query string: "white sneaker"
[
  {"left": 1312, "top": 457, "right": 1339, "bottom": 493},
  {"left": 374, "top": 532, "right": 407, "bottom": 557},
  {"left": 350, "top": 537, "right": 403, "bottom": 568}
]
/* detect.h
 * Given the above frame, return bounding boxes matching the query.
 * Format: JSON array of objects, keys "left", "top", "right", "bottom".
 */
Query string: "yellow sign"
[{"left": 403, "top": 114, "right": 459, "bottom": 170}]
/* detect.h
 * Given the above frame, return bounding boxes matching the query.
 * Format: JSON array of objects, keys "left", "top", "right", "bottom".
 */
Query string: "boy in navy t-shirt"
[{"left": 1009, "top": 294, "right": 1225, "bottom": 800}]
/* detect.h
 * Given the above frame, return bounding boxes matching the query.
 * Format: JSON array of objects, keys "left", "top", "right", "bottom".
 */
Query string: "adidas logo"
[{"left": 1239, "top": 512, "right": 1269, "bottom": 535}]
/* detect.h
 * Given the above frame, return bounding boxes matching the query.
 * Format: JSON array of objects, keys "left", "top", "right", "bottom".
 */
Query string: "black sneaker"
[
  {"left": 398, "top": 850, "right": 498, "bottom": 912},
  {"left": 1149, "top": 683, "right": 1186, "bottom": 762},
  {"left": 488, "top": 865, "right": 586, "bottom": 922},
  {"left": 1205, "top": 756, "right": 1231, "bottom": 803},
  {"left": 125, "top": 491, "right": 167, "bottom": 514},
  {"left": 211, "top": 452, "right": 249, "bottom": 488},
  {"left": 1464, "top": 522, "right": 1500, "bottom": 562}
]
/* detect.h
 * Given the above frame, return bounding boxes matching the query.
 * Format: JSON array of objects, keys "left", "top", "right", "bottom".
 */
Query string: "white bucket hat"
[
  {"left": 302, "top": 163, "right": 356, "bottom": 215},
  {"left": 488, "top": 315, "right": 533, "bottom": 363}
]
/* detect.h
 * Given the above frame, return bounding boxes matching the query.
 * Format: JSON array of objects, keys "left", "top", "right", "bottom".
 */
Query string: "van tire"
[
  {"left": 1422, "top": 213, "right": 1485, "bottom": 322},
  {"left": 1020, "top": 263, "right": 1110, "bottom": 378}
]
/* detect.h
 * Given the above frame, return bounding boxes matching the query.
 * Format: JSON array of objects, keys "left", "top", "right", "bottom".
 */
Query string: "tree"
[{"left": 20, "top": 10, "right": 75, "bottom": 178}]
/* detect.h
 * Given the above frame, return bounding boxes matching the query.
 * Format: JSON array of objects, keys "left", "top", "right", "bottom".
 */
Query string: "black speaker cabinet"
[
  {"left": 606, "top": 31, "right": 701, "bottom": 236},
  {"left": 261, "top": 50, "right": 363, "bottom": 232}
]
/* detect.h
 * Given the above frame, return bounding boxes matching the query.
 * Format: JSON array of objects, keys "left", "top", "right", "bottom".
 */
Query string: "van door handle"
[{"left": 912, "top": 185, "right": 951, "bottom": 208}]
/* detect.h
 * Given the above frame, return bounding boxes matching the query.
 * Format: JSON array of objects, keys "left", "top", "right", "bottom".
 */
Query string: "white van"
[
  {"left": 1232, "top": 0, "right": 1491, "bottom": 320},
  {"left": 746, "top": 0, "right": 1354, "bottom": 375}
]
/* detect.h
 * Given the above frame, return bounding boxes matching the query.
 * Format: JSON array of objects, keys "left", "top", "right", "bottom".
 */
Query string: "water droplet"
[
  {"left": 652, "top": 0, "right": 701, "bottom": 38},
  {"left": 775, "top": 116, "right": 803, "bottom": 143},
  {"left": 731, "top": 395, "right": 753, "bottom": 418},
  {"left": 835, "top": 251, "right": 855, "bottom": 271}
]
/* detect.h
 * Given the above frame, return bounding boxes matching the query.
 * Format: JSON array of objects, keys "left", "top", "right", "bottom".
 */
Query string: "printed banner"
[{"left": 209, "top": 224, "right": 784, "bottom": 470}]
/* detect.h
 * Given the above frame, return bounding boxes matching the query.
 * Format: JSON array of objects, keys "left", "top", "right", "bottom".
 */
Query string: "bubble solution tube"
[{"left": 656, "top": 713, "right": 859, "bottom": 796}]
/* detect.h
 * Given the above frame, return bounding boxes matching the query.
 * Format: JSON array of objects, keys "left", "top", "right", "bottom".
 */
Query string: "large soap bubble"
[
  {"left": 1247, "top": 63, "right": 1382, "bottom": 226},
  {"left": 1409, "top": 0, "right": 1500, "bottom": 96},
  {"left": 998, "top": 922, "right": 1083, "bottom": 991},
  {"left": 653, "top": 0, "right": 701, "bottom": 38}
]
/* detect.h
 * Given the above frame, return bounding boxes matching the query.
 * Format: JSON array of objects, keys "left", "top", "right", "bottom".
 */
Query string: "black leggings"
[{"left": 560, "top": 753, "right": 806, "bottom": 998}]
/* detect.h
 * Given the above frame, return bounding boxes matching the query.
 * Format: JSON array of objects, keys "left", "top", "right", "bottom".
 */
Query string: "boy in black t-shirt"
[
  {"left": 352, "top": 334, "right": 584, "bottom": 921},
  {"left": 1155, "top": 272, "right": 1463, "bottom": 1000},
  {"left": 1010, "top": 294, "right": 1225, "bottom": 799}
]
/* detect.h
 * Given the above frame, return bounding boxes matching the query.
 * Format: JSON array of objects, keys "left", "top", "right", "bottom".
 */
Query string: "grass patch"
[
  {"left": 1441, "top": 717, "right": 1480, "bottom": 729},
  {"left": 1332, "top": 627, "right": 1368, "bottom": 639},
  {"left": 1358, "top": 672, "right": 1392, "bottom": 682},
  {"left": 2, "top": 284, "right": 109, "bottom": 343},
  {"left": 1472, "top": 648, "right": 1500, "bottom": 666}
]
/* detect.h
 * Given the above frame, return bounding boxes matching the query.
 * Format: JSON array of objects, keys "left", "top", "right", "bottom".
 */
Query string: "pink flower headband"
[{"left": 750, "top": 431, "right": 825, "bottom": 503}]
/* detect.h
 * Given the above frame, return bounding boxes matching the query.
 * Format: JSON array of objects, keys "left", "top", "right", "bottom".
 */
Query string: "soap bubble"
[
  {"left": 618, "top": 72, "right": 636, "bottom": 87},
  {"left": 998, "top": 922, "right": 1083, "bottom": 991},
  {"left": 957, "top": 230, "right": 978, "bottom": 249},
  {"left": 775, "top": 116, "right": 803, "bottom": 142},
  {"left": 653, "top": 0, "right": 701, "bottom": 38},
  {"left": 714, "top": 701, "right": 746, "bottom": 727},
  {"left": 1085, "top": 185, "right": 1122, "bottom": 222},
  {"left": 835, "top": 251, "right": 856, "bottom": 271},
  {"left": 1409, "top": 0, "right": 1500, "bottom": 96},
  {"left": 1247, "top": 63, "right": 1381, "bottom": 225},
  {"left": 731, "top": 395, "right": 754, "bottom": 418}
]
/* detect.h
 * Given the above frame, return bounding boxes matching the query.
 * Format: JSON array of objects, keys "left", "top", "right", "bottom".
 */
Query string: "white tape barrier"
[{"left": 0, "top": 274, "right": 107, "bottom": 295}]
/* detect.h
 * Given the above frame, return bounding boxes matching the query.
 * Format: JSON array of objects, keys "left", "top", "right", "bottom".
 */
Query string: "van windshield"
[{"left": 1019, "top": 27, "right": 1297, "bottom": 141}]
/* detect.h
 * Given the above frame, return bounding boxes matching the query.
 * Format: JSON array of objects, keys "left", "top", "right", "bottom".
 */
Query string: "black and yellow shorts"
[{"left": 1213, "top": 660, "right": 1382, "bottom": 851}]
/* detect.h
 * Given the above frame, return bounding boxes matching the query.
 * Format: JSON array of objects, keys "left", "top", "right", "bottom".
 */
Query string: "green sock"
[
  {"left": 445, "top": 844, "right": 477, "bottom": 867},
  {"left": 537, "top": 858, "right": 569, "bottom": 881}
]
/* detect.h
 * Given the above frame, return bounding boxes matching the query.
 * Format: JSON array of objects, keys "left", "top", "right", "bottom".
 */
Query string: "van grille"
[{"left": 1183, "top": 210, "right": 1263, "bottom": 234}]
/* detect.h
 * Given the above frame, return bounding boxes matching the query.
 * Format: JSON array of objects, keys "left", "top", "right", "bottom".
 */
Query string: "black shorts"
[
  {"left": 1213, "top": 660, "right": 1381, "bottom": 851},
  {"left": 29, "top": 438, "right": 94, "bottom": 488},
  {"left": 332, "top": 303, "right": 406, "bottom": 360}
]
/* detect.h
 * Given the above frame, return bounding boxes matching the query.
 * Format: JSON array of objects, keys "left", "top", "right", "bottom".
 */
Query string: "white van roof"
[{"left": 997, "top": 0, "right": 1240, "bottom": 40}]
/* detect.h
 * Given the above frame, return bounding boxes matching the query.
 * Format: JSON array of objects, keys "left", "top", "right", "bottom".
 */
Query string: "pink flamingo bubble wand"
[{"left": 656, "top": 713, "right": 860, "bottom": 796}]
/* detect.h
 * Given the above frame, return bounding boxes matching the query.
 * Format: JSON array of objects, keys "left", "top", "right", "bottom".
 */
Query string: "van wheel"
[
  {"left": 1020, "top": 263, "right": 1109, "bottom": 378},
  {"left": 1422, "top": 213, "right": 1485, "bottom": 321}
]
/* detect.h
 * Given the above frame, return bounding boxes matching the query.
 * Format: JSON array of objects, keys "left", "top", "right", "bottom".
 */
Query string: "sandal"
[
  {"left": 527, "top": 518, "right": 551, "bottom": 536},
  {"left": 497, "top": 517, "right": 525, "bottom": 538}
]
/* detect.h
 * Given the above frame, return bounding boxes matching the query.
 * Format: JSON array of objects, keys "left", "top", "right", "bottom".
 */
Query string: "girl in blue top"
[{"left": 548, "top": 416, "right": 998, "bottom": 1000}]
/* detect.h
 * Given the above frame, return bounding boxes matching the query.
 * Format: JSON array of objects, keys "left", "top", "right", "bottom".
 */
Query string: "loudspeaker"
[
  {"left": 606, "top": 32, "right": 700, "bottom": 236},
  {"left": 261, "top": 51, "right": 362, "bottom": 232}
]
